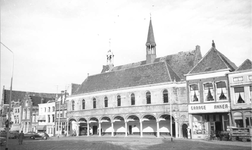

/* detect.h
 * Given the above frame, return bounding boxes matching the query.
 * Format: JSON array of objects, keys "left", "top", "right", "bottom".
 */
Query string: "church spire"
[{"left": 146, "top": 16, "right": 156, "bottom": 64}]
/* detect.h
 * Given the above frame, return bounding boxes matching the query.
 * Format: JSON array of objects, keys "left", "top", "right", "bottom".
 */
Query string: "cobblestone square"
[{"left": 3, "top": 136, "right": 251, "bottom": 150}]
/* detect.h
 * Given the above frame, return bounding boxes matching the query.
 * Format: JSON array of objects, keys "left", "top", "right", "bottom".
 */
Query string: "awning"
[
  {"left": 38, "top": 115, "right": 46, "bottom": 120},
  {"left": 37, "top": 125, "right": 46, "bottom": 130}
]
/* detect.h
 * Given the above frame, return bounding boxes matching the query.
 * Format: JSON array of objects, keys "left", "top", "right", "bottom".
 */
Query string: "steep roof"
[
  {"left": 75, "top": 48, "right": 201, "bottom": 95},
  {"left": 2, "top": 89, "right": 58, "bottom": 104},
  {"left": 146, "top": 19, "right": 156, "bottom": 47},
  {"left": 188, "top": 46, "right": 237, "bottom": 75},
  {"left": 29, "top": 95, "right": 53, "bottom": 106},
  {"left": 236, "top": 59, "right": 252, "bottom": 71}
]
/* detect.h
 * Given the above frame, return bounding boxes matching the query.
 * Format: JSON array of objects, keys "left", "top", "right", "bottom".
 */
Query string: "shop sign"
[{"left": 188, "top": 102, "right": 230, "bottom": 113}]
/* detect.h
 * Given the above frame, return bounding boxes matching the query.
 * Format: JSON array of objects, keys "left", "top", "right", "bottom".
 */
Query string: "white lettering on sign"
[{"left": 188, "top": 103, "right": 230, "bottom": 113}]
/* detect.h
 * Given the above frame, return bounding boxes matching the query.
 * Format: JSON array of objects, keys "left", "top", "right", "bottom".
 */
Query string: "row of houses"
[{"left": 0, "top": 18, "right": 251, "bottom": 139}]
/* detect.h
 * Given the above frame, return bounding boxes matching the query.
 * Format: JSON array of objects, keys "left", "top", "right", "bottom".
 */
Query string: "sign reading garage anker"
[{"left": 188, "top": 102, "right": 230, "bottom": 113}]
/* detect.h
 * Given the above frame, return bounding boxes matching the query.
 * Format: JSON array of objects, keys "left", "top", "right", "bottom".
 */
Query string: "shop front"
[{"left": 188, "top": 102, "right": 231, "bottom": 139}]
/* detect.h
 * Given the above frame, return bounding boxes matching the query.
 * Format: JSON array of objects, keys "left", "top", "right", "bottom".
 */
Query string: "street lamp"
[
  {"left": 1, "top": 42, "right": 14, "bottom": 150},
  {"left": 170, "top": 99, "right": 173, "bottom": 142}
]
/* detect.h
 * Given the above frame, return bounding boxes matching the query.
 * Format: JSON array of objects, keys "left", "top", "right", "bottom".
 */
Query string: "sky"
[{"left": 1, "top": 0, "right": 251, "bottom": 96}]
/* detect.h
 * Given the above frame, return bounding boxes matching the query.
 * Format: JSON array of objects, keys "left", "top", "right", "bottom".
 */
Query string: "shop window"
[
  {"left": 131, "top": 93, "right": 135, "bottom": 105},
  {"left": 234, "top": 87, "right": 245, "bottom": 103},
  {"left": 104, "top": 97, "right": 108, "bottom": 108},
  {"left": 82, "top": 99, "right": 85, "bottom": 109},
  {"left": 233, "top": 76, "right": 243, "bottom": 82},
  {"left": 204, "top": 83, "right": 214, "bottom": 102},
  {"left": 192, "top": 115, "right": 207, "bottom": 134},
  {"left": 117, "top": 95, "right": 121, "bottom": 106},
  {"left": 233, "top": 112, "right": 243, "bottom": 127},
  {"left": 146, "top": 91, "right": 151, "bottom": 104},
  {"left": 216, "top": 81, "right": 227, "bottom": 100},
  {"left": 93, "top": 98, "right": 96, "bottom": 109},
  {"left": 189, "top": 84, "right": 199, "bottom": 102},
  {"left": 163, "top": 89, "right": 168, "bottom": 103}
]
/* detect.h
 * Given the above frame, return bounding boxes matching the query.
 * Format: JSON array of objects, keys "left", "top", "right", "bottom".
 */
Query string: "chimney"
[{"left": 196, "top": 45, "right": 200, "bottom": 51}]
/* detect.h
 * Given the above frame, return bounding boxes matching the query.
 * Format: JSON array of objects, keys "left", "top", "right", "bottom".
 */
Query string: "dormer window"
[{"left": 233, "top": 76, "right": 243, "bottom": 82}]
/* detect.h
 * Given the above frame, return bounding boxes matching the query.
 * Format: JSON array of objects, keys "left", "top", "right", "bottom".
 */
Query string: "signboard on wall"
[{"left": 188, "top": 102, "right": 230, "bottom": 113}]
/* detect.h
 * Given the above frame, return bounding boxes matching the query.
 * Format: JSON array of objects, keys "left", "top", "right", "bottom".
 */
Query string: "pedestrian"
[{"left": 18, "top": 131, "right": 24, "bottom": 145}]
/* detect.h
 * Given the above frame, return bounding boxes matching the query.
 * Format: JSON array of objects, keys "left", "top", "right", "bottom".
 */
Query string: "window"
[
  {"left": 163, "top": 89, "right": 168, "bottom": 103},
  {"left": 52, "top": 106, "right": 55, "bottom": 112},
  {"left": 233, "top": 76, "right": 243, "bottom": 82},
  {"left": 234, "top": 87, "right": 245, "bottom": 103},
  {"left": 48, "top": 107, "right": 50, "bottom": 112},
  {"left": 52, "top": 114, "right": 55, "bottom": 122},
  {"left": 216, "top": 81, "right": 227, "bottom": 100},
  {"left": 117, "top": 95, "right": 121, "bottom": 106},
  {"left": 48, "top": 115, "right": 50, "bottom": 123},
  {"left": 131, "top": 93, "right": 135, "bottom": 105},
  {"left": 82, "top": 99, "right": 85, "bottom": 109},
  {"left": 189, "top": 84, "right": 199, "bottom": 102},
  {"left": 93, "top": 98, "right": 96, "bottom": 109},
  {"left": 203, "top": 82, "right": 214, "bottom": 101},
  {"left": 72, "top": 100, "right": 75, "bottom": 110},
  {"left": 249, "top": 75, "right": 252, "bottom": 81},
  {"left": 104, "top": 97, "right": 108, "bottom": 108},
  {"left": 146, "top": 91, "right": 151, "bottom": 104},
  {"left": 44, "top": 107, "right": 46, "bottom": 112}
]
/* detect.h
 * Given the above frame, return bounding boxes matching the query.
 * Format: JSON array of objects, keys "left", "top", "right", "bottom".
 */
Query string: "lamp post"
[{"left": 1, "top": 42, "right": 14, "bottom": 150}]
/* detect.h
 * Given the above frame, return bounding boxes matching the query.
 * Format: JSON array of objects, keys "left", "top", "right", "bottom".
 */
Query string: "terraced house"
[{"left": 66, "top": 18, "right": 202, "bottom": 138}]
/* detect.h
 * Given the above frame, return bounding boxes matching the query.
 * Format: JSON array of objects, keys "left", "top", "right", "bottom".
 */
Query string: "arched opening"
[
  {"left": 78, "top": 118, "right": 87, "bottom": 136},
  {"left": 69, "top": 118, "right": 77, "bottom": 136},
  {"left": 182, "top": 123, "right": 188, "bottom": 138},
  {"left": 89, "top": 117, "right": 99, "bottom": 135},
  {"left": 159, "top": 114, "right": 175, "bottom": 137},
  {"left": 142, "top": 115, "right": 157, "bottom": 136},
  {"left": 101, "top": 116, "right": 111, "bottom": 135},
  {"left": 127, "top": 115, "right": 140, "bottom": 135}
]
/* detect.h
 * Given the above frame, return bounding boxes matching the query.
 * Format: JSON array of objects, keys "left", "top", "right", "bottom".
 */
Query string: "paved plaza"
[{"left": 3, "top": 136, "right": 252, "bottom": 150}]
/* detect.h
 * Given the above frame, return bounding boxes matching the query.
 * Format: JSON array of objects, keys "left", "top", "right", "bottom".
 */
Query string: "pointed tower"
[
  {"left": 146, "top": 17, "right": 156, "bottom": 64},
  {"left": 106, "top": 49, "right": 114, "bottom": 71}
]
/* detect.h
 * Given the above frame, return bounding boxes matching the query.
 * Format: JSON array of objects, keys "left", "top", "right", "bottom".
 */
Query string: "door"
[
  {"left": 93, "top": 126, "right": 97, "bottom": 135},
  {"left": 182, "top": 124, "right": 188, "bottom": 138},
  {"left": 215, "top": 122, "right": 222, "bottom": 137},
  {"left": 129, "top": 125, "right": 132, "bottom": 135}
]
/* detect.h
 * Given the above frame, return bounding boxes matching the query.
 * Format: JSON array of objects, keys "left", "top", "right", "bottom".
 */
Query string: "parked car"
[
  {"left": 0, "top": 130, "right": 16, "bottom": 139},
  {"left": 24, "top": 131, "right": 37, "bottom": 139},
  {"left": 30, "top": 132, "right": 49, "bottom": 140},
  {"left": 0, "top": 137, "right": 6, "bottom": 146}
]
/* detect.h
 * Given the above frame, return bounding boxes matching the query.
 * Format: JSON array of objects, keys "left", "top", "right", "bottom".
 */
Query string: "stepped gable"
[
  {"left": 3, "top": 89, "right": 57, "bottom": 104},
  {"left": 75, "top": 62, "right": 172, "bottom": 94},
  {"left": 188, "top": 47, "right": 237, "bottom": 75},
  {"left": 236, "top": 59, "right": 252, "bottom": 71}
]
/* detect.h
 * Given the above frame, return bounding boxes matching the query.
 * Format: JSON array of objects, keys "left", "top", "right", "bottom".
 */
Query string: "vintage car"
[
  {"left": 30, "top": 132, "right": 49, "bottom": 140},
  {"left": 0, "top": 137, "right": 6, "bottom": 146}
]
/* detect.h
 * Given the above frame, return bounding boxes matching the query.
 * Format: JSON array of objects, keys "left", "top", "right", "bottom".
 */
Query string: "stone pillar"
[
  {"left": 99, "top": 122, "right": 101, "bottom": 136},
  {"left": 60, "top": 122, "right": 63, "bottom": 134},
  {"left": 66, "top": 119, "right": 69, "bottom": 136},
  {"left": 125, "top": 121, "right": 127, "bottom": 137},
  {"left": 175, "top": 121, "right": 178, "bottom": 138},
  {"left": 140, "top": 119, "right": 143, "bottom": 137},
  {"left": 111, "top": 121, "right": 114, "bottom": 136},
  {"left": 87, "top": 122, "right": 90, "bottom": 136},
  {"left": 156, "top": 120, "right": 160, "bottom": 138},
  {"left": 76, "top": 123, "right": 79, "bottom": 136}
]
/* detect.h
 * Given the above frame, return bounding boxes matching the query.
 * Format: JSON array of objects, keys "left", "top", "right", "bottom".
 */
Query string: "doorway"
[
  {"left": 215, "top": 122, "right": 222, "bottom": 137},
  {"left": 93, "top": 126, "right": 97, "bottom": 135},
  {"left": 182, "top": 124, "right": 188, "bottom": 138},
  {"left": 129, "top": 125, "right": 132, "bottom": 135}
]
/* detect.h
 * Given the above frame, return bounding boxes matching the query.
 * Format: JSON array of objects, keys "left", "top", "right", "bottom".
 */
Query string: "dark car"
[
  {"left": 0, "top": 137, "right": 6, "bottom": 146},
  {"left": 0, "top": 130, "right": 16, "bottom": 139},
  {"left": 30, "top": 132, "right": 49, "bottom": 140},
  {"left": 24, "top": 131, "right": 37, "bottom": 139}
]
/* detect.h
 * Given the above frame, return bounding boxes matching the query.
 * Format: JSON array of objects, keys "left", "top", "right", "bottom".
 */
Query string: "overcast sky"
[{"left": 1, "top": 0, "right": 251, "bottom": 96}]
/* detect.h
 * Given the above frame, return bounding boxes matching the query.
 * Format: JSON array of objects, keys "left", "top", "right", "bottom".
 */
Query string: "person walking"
[{"left": 18, "top": 131, "right": 24, "bottom": 145}]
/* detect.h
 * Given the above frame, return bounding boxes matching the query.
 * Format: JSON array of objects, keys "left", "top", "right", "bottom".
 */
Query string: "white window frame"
[
  {"left": 203, "top": 82, "right": 215, "bottom": 102},
  {"left": 189, "top": 83, "right": 200, "bottom": 103},
  {"left": 215, "top": 80, "right": 228, "bottom": 101}
]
